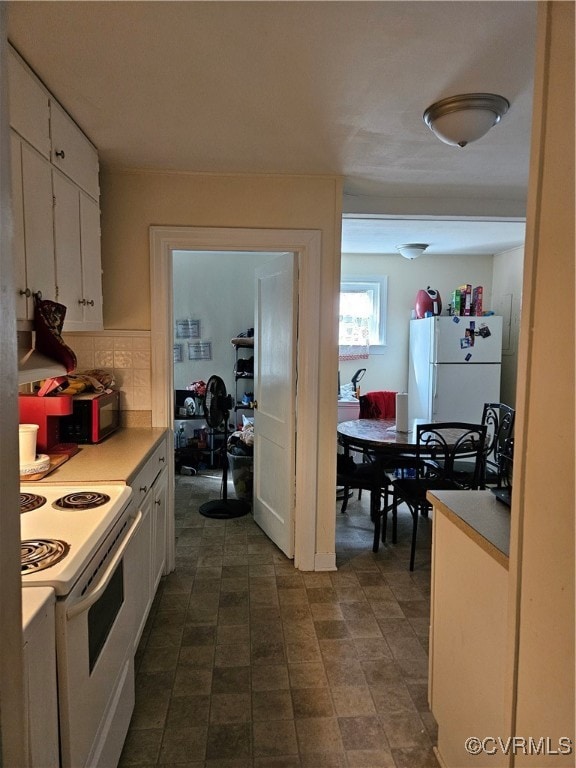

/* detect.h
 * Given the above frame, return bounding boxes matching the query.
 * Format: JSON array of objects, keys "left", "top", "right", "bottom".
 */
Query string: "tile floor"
[{"left": 119, "top": 472, "right": 439, "bottom": 768}]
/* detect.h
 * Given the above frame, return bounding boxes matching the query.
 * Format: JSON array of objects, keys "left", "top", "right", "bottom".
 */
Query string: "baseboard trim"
[{"left": 314, "top": 552, "right": 337, "bottom": 571}]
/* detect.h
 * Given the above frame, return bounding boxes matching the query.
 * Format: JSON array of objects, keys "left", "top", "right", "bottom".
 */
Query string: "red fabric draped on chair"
[{"left": 359, "top": 391, "right": 397, "bottom": 419}]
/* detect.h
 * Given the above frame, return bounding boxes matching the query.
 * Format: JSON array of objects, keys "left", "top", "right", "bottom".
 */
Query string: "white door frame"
[{"left": 150, "top": 226, "right": 322, "bottom": 571}]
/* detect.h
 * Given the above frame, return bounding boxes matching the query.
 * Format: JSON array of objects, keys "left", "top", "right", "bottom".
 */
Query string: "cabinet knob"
[
  {"left": 78, "top": 299, "right": 86, "bottom": 305},
  {"left": 159, "top": 456, "right": 165, "bottom": 463},
  {"left": 140, "top": 485, "right": 148, "bottom": 493},
  {"left": 55, "top": 149, "right": 65, "bottom": 159},
  {"left": 155, "top": 499, "right": 161, "bottom": 506},
  {"left": 32, "top": 291, "right": 42, "bottom": 300},
  {"left": 86, "top": 299, "right": 95, "bottom": 307},
  {"left": 19, "top": 288, "right": 32, "bottom": 298}
]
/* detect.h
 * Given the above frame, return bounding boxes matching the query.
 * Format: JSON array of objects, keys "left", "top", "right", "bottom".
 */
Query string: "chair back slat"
[
  {"left": 482, "top": 403, "right": 516, "bottom": 485},
  {"left": 416, "top": 422, "right": 488, "bottom": 489}
]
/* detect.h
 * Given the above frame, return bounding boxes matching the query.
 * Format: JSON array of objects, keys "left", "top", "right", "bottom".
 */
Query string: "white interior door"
[{"left": 253, "top": 253, "right": 297, "bottom": 558}]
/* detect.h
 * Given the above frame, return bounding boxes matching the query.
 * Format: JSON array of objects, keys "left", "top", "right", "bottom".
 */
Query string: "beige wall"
[
  {"left": 492, "top": 246, "right": 524, "bottom": 408},
  {"left": 100, "top": 170, "right": 342, "bottom": 330},
  {"left": 100, "top": 169, "right": 343, "bottom": 558},
  {"left": 508, "top": 2, "right": 575, "bottom": 762}
]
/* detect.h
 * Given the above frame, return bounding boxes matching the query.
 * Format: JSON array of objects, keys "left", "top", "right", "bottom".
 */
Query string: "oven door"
[{"left": 56, "top": 511, "right": 142, "bottom": 768}]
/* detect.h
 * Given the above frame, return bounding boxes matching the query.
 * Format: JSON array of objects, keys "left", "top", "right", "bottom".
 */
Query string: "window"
[{"left": 339, "top": 278, "right": 387, "bottom": 355}]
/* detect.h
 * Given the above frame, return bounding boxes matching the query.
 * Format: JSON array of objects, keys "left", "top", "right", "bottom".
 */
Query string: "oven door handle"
[{"left": 66, "top": 511, "right": 142, "bottom": 620}]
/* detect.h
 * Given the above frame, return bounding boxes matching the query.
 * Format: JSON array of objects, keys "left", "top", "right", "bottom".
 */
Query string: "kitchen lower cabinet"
[
  {"left": 128, "top": 437, "right": 169, "bottom": 651},
  {"left": 152, "top": 466, "right": 168, "bottom": 593},
  {"left": 53, "top": 170, "right": 103, "bottom": 330},
  {"left": 428, "top": 492, "right": 509, "bottom": 768}
]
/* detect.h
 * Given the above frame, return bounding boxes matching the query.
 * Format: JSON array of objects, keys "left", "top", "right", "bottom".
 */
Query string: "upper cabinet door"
[
  {"left": 53, "top": 169, "right": 83, "bottom": 325},
  {"left": 8, "top": 49, "right": 51, "bottom": 159},
  {"left": 21, "top": 143, "right": 56, "bottom": 305},
  {"left": 11, "top": 133, "right": 29, "bottom": 321},
  {"left": 78, "top": 193, "right": 103, "bottom": 330},
  {"left": 54, "top": 172, "right": 103, "bottom": 332},
  {"left": 50, "top": 100, "right": 100, "bottom": 201}
]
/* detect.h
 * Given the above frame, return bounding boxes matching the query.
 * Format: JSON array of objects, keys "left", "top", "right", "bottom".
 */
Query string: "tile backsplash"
[{"left": 62, "top": 331, "right": 152, "bottom": 423}]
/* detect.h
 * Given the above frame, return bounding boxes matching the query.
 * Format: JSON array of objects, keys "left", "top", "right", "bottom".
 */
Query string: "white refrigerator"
[{"left": 408, "top": 315, "right": 502, "bottom": 423}]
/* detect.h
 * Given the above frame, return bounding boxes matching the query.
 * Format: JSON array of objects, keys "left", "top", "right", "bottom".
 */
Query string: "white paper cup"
[{"left": 19, "top": 424, "right": 39, "bottom": 465}]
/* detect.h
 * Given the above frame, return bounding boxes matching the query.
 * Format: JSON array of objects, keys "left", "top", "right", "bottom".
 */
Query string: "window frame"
[{"left": 339, "top": 276, "right": 388, "bottom": 353}]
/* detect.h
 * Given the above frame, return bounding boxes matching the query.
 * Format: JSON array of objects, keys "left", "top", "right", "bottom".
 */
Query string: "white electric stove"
[
  {"left": 20, "top": 483, "right": 132, "bottom": 595},
  {"left": 19, "top": 481, "right": 139, "bottom": 768}
]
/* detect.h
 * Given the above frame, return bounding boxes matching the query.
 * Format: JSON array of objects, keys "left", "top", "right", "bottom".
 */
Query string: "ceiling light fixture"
[
  {"left": 423, "top": 93, "right": 510, "bottom": 148},
  {"left": 396, "top": 243, "right": 429, "bottom": 260}
]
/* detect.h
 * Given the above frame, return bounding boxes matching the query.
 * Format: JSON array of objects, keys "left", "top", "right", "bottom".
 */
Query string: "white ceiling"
[
  {"left": 341, "top": 216, "right": 526, "bottom": 256},
  {"left": 6, "top": 1, "right": 537, "bottom": 255}
]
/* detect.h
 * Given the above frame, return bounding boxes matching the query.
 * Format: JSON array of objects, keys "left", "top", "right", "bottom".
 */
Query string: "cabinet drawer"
[
  {"left": 50, "top": 100, "right": 99, "bottom": 200},
  {"left": 132, "top": 438, "right": 168, "bottom": 500},
  {"left": 8, "top": 49, "right": 50, "bottom": 159}
]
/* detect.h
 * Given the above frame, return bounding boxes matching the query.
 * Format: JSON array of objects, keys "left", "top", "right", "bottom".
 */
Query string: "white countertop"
[{"left": 29, "top": 428, "right": 169, "bottom": 486}]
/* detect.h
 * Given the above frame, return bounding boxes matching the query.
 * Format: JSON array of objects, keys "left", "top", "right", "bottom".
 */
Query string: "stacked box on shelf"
[
  {"left": 458, "top": 284, "right": 472, "bottom": 315},
  {"left": 451, "top": 289, "right": 461, "bottom": 316},
  {"left": 473, "top": 285, "right": 483, "bottom": 316}
]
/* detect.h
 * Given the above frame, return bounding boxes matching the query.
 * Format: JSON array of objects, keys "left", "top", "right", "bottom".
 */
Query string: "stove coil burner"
[
  {"left": 53, "top": 491, "right": 111, "bottom": 510},
  {"left": 21, "top": 539, "right": 70, "bottom": 574},
  {"left": 20, "top": 493, "right": 47, "bottom": 514}
]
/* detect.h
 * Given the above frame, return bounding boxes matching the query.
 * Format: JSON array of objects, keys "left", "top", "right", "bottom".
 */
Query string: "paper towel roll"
[{"left": 395, "top": 393, "right": 408, "bottom": 433}]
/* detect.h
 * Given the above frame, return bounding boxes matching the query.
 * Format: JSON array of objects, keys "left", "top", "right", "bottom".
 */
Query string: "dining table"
[
  {"left": 337, "top": 418, "right": 486, "bottom": 549},
  {"left": 337, "top": 418, "right": 423, "bottom": 453},
  {"left": 336, "top": 418, "right": 428, "bottom": 543}
]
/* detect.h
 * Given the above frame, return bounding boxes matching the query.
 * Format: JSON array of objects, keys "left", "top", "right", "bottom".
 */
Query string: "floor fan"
[{"left": 199, "top": 375, "right": 249, "bottom": 519}]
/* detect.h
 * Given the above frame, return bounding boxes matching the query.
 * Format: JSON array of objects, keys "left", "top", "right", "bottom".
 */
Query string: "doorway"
[
  {"left": 172, "top": 249, "right": 297, "bottom": 559},
  {"left": 150, "top": 226, "right": 335, "bottom": 573}
]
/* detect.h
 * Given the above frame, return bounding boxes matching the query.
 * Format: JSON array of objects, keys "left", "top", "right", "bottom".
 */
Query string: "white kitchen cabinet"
[
  {"left": 50, "top": 99, "right": 100, "bottom": 201},
  {"left": 11, "top": 133, "right": 28, "bottom": 320},
  {"left": 11, "top": 134, "right": 57, "bottom": 322},
  {"left": 152, "top": 466, "right": 168, "bottom": 593},
  {"left": 8, "top": 48, "right": 50, "bottom": 159},
  {"left": 127, "top": 437, "right": 169, "bottom": 651},
  {"left": 53, "top": 170, "right": 103, "bottom": 330},
  {"left": 9, "top": 44, "right": 102, "bottom": 330}
]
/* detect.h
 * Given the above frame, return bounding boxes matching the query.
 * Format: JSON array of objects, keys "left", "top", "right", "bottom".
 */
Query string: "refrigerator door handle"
[{"left": 431, "top": 364, "right": 438, "bottom": 417}]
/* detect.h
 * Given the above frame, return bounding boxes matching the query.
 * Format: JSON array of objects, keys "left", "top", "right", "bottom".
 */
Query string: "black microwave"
[{"left": 59, "top": 390, "right": 121, "bottom": 444}]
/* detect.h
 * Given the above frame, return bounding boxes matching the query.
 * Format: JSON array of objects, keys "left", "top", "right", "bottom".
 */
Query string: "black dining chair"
[
  {"left": 451, "top": 403, "right": 515, "bottom": 488},
  {"left": 339, "top": 390, "right": 398, "bottom": 510},
  {"left": 390, "top": 422, "right": 487, "bottom": 570},
  {"left": 336, "top": 444, "right": 398, "bottom": 553},
  {"left": 481, "top": 403, "right": 515, "bottom": 487}
]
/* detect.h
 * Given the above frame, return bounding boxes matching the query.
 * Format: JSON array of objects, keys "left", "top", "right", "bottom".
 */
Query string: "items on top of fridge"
[
  {"left": 449, "top": 284, "right": 484, "bottom": 316},
  {"left": 415, "top": 287, "right": 442, "bottom": 318}
]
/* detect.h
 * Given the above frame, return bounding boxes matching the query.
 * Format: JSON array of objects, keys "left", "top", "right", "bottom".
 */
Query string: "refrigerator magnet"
[
  {"left": 465, "top": 352, "right": 473, "bottom": 361},
  {"left": 478, "top": 324, "right": 492, "bottom": 338}
]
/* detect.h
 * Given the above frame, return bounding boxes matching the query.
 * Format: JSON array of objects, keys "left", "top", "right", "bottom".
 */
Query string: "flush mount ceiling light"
[
  {"left": 423, "top": 93, "right": 510, "bottom": 148},
  {"left": 396, "top": 243, "right": 429, "bottom": 260}
]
